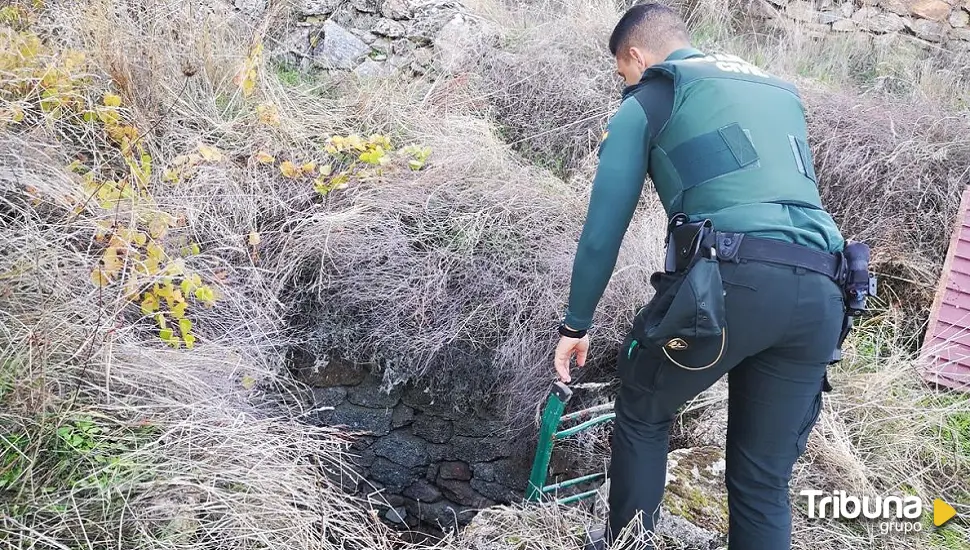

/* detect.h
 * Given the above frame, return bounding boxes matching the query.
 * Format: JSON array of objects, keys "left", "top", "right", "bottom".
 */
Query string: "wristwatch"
[{"left": 558, "top": 323, "right": 588, "bottom": 339}]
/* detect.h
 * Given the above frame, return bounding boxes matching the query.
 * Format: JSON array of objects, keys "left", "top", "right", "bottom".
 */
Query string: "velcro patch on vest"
[
  {"left": 667, "top": 122, "right": 760, "bottom": 192},
  {"left": 788, "top": 134, "right": 817, "bottom": 184}
]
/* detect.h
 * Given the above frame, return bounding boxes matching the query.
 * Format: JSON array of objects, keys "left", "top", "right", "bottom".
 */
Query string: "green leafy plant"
[{"left": 1, "top": 7, "right": 219, "bottom": 350}]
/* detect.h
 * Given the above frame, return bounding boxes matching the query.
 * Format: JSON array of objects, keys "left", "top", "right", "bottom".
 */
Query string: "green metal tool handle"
[{"left": 526, "top": 382, "right": 572, "bottom": 501}]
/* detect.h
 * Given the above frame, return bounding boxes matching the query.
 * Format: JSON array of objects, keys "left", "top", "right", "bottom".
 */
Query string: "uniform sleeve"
[{"left": 562, "top": 98, "right": 650, "bottom": 330}]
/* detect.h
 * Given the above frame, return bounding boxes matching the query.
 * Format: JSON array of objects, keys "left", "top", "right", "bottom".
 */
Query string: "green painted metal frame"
[{"left": 526, "top": 381, "right": 616, "bottom": 505}]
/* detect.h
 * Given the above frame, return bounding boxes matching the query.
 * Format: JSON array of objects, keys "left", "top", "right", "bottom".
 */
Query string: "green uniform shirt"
[{"left": 562, "top": 48, "right": 844, "bottom": 331}]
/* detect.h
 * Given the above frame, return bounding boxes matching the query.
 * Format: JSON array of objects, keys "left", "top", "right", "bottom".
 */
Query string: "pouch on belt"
[{"left": 633, "top": 217, "right": 728, "bottom": 370}]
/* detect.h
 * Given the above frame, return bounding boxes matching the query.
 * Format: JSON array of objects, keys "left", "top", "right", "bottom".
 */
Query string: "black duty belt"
[{"left": 713, "top": 231, "right": 845, "bottom": 284}]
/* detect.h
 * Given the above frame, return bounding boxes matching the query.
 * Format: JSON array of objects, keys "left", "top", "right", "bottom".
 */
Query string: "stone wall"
[
  {"left": 289, "top": 349, "right": 552, "bottom": 535},
  {"left": 234, "top": 0, "right": 482, "bottom": 78},
  {"left": 752, "top": 0, "right": 970, "bottom": 50}
]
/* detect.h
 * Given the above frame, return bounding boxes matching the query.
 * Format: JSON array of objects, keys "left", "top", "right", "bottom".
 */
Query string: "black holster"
[
  {"left": 828, "top": 241, "right": 878, "bottom": 370},
  {"left": 664, "top": 213, "right": 716, "bottom": 273}
]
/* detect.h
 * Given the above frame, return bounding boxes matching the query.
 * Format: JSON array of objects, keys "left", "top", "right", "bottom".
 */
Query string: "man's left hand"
[{"left": 554, "top": 334, "right": 590, "bottom": 383}]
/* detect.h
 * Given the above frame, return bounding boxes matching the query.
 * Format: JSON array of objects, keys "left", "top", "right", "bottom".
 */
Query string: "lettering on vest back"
[{"left": 684, "top": 53, "right": 770, "bottom": 78}]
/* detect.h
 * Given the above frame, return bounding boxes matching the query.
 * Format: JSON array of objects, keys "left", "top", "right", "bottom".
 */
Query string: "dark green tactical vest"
[{"left": 628, "top": 51, "right": 833, "bottom": 239}]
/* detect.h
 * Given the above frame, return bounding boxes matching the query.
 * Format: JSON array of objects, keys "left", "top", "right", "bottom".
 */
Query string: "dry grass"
[{"left": 1, "top": 0, "right": 970, "bottom": 549}]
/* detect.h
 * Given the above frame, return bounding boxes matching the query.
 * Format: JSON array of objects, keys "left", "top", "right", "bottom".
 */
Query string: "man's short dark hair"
[{"left": 609, "top": 2, "right": 690, "bottom": 57}]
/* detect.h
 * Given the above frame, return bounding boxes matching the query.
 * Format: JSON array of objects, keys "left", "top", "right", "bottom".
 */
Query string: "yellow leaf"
[
  {"left": 195, "top": 285, "right": 216, "bottom": 306},
  {"left": 155, "top": 313, "right": 167, "bottom": 329},
  {"left": 257, "top": 103, "right": 279, "bottom": 126},
  {"left": 191, "top": 243, "right": 201, "bottom": 255},
  {"left": 141, "top": 293, "right": 159, "bottom": 315},
  {"left": 101, "top": 247, "right": 123, "bottom": 276},
  {"left": 198, "top": 144, "right": 224, "bottom": 162},
  {"left": 319, "top": 164, "right": 332, "bottom": 176},
  {"left": 241, "top": 375, "right": 256, "bottom": 390},
  {"left": 301, "top": 161, "right": 317, "bottom": 175},
  {"left": 178, "top": 318, "right": 192, "bottom": 337},
  {"left": 254, "top": 151, "right": 275, "bottom": 164},
  {"left": 183, "top": 333, "right": 196, "bottom": 349},
  {"left": 279, "top": 161, "right": 300, "bottom": 179},
  {"left": 346, "top": 134, "right": 365, "bottom": 151},
  {"left": 248, "top": 231, "right": 260, "bottom": 246},
  {"left": 155, "top": 283, "right": 174, "bottom": 300},
  {"left": 166, "top": 289, "right": 185, "bottom": 310},
  {"left": 148, "top": 216, "right": 170, "bottom": 239},
  {"left": 103, "top": 93, "right": 122, "bottom": 107},
  {"left": 90, "top": 268, "right": 110, "bottom": 287},
  {"left": 172, "top": 301, "right": 188, "bottom": 319},
  {"left": 146, "top": 241, "right": 164, "bottom": 262},
  {"left": 242, "top": 68, "right": 257, "bottom": 97}
]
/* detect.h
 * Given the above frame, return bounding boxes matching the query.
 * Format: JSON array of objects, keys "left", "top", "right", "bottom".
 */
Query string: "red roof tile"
[{"left": 920, "top": 185, "right": 970, "bottom": 391}]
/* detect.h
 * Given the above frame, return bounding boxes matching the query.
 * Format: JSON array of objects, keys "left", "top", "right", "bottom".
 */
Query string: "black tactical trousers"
[{"left": 606, "top": 258, "right": 845, "bottom": 550}]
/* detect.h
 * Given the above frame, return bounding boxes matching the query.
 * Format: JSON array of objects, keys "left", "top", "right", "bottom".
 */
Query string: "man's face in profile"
[{"left": 614, "top": 46, "right": 654, "bottom": 86}]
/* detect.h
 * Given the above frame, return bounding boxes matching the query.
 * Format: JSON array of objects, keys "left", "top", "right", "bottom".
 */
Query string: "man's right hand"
[{"left": 554, "top": 333, "right": 590, "bottom": 383}]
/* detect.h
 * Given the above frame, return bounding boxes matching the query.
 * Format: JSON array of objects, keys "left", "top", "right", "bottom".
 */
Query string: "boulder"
[
  {"left": 654, "top": 512, "right": 726, "bottom": 550},
  {"left": 327, "top": 403, "right": 394, "bottom": 435},
  {"left": 437, "top": 479, "right": 494, "bottom": 508},
  {"left": 449, "top": 436, "right": 512, "bottom": 463},
  {"left": 589, "top": 447, "right": 728, "bottom": 548},
  {"left": 372, "top": 430, "right": 431, "bottom": 468},
  {"left": 950, "top": 8, "right": 970, "bottom": 26},
  {"left": 346, "top": 375, "right": 402, "bottom": 408},
  {"left": 302, "top": 0, "right": 341, "bottom": 16},
  {"left": 312, "top": 386, "right": 347, "bottom": 408},
  {"left": 292, "top": 351, "right": 368, "bottom": 387},
  {"left": 381, "top": 0, "right": 413, "bottom": 19},
  {"left": 311, "top": 21, "right": 372, "bottom": 70},
  {"left": 404, "top": 479, "right": 443, "bottom": 502},
  {"left": 352, "top": 0, "right": 381, "bottom": 13},
  {"left": 412, "top": 415, "right": 455, "bottom": 444},
  {"left": 852, "top": 6, "right": 906, "bottom": 31},
  {"left": 438, "top": 460, "right": 472, "bottom": 481},
  {"left": 910, "top": 17, "right": 949, "bottom": 39},
  {"left": 384, "top": 506, "right": 408, "bottom": 524},
  {"left": 912, "top": 0, "right": 952, "bottom": 19},
  {"left": 391, "top": 404, "right": 415, "bottom": 428},
  {"left": 880, "top": 0, "right": 915, "bottom": 14},
  {"left": 369, "top": 457, "right": 413, "bottom": 491},
  {"left": 402, "top": 497, "right": 475, "bottom": 529},
  {"left": 373, "top": 18, "right": 408, "bottom": 38},
  {"left": 663, "top": 447, "right": 729, "bottom": 535},
  {"left": 786, "top": 0, "right": 821, "bottom": 21},
  {"left": 832, "top": 18, "right": 859, "bottom": 29}
]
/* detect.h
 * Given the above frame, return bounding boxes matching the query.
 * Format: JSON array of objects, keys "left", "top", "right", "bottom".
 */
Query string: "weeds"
[{"left": 1, "top": 0, "right": 969, "bottom": 549}]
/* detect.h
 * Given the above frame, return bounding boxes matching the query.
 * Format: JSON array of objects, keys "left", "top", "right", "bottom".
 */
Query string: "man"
[{"left": 552, "top": 3, "right": 849, "bottom": 549}]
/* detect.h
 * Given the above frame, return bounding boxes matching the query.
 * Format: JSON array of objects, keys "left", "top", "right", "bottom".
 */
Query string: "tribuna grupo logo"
[{"left": 800, "top": 489, "right": 957, "bottom": 534}]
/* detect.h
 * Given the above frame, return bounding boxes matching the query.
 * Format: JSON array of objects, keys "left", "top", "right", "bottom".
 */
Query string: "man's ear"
[{"left": 628, "top": 46, "right": 648, "bottom": 69}]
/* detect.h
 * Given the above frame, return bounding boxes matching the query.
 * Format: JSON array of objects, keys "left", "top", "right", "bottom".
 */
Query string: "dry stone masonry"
[
  {"left": 289, "top": 348, "right": 538, "bottom": 534},
  {"left": 752, "top": 0, "right": 970, "bottom": 49},
  {"left": 233, "top": 0, "right": 483, "bottom": 78}
]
